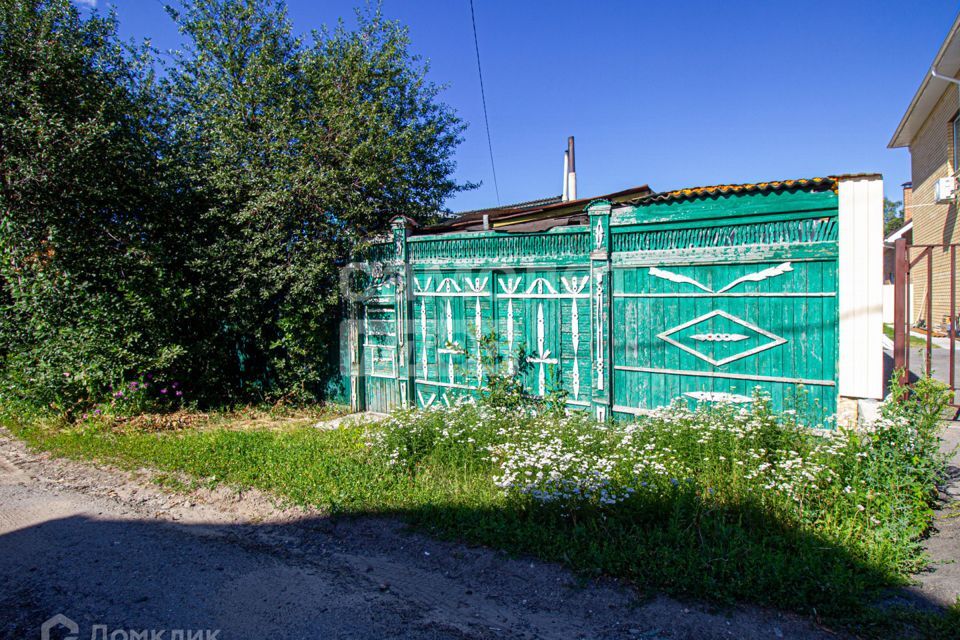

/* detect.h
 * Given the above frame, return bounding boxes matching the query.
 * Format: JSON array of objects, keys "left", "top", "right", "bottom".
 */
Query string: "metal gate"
[{"left": 892, "top": 237, "right": 960, "bottom": 408}]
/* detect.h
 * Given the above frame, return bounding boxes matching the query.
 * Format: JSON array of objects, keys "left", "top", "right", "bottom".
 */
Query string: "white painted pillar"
[{"left": 838, "top": 175, "right": 884, "bottom": 400}]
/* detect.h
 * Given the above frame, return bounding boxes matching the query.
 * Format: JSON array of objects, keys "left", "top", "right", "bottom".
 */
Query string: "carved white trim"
[
  {"left": 498, "top": 277, "right": 522, "bottom": 295},
  {"left": 445, "top": 298, "right": 454, "bottom": 382},
  {"left": 657, "top": 310, "right": 787, "bottom": 367},
  {"left": 417, "top": 389, "right": 436, "bottom": 408},
  {"left": 500, "top": 278, "right": 521, "bottom": 374},
  {"left": 560, "top": 275, "right": 590, "bottom": 295},
  {"left": 420, "top": 298, "right": 428, "bottom": 380},
  {"left": 594, "top": 219, "right": 604, "bottom": 249},
  {"left": 413, "top": 276, "right": 433, "bottom": 293},
  {"left": 595, "top": 272, "right": 605, "bottom": 390},
  {"left": 464, "top": 277, "right": 489, "bottom": 294},
  {"left": 474, "top": 295, "right": 483, "bottom": 384},
  {"left": 717, "top": 262, "right": 793, "bottom": 293},
  {"left": 690, "top": 333, "right": 749, "bottom": 342},
  {"left": 437, "top": 277, "right": 462, "bottom": 293},
  {"left": 527, "top": 277, "right": 558, "bottom": 296},
  {"left": 648, "top": 262, "right": 794, "bottom": 294},
  {"left": 571, "top": 300, "right": 581, "bottom": 400},
  {"left": 648, "top": 266, "right": 712, "bottom": 292},
  {"left": 497, "top": 275, "right": 588, "bottom": 300},
  {"left": 684, "top": 391, "right": 753, "bottom": 403},
  {"left": 526, "top": 302, "right": 558, "bottom": 396},
  {"left": 561, "top": 276, "right": 588, "bottom": 401},
  {"left": 396, "top": 282, "right": 404, "bottom": 348}
]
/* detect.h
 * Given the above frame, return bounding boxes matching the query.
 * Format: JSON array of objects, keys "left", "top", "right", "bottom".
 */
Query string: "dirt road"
[{"left": 0, "top": 431, "right": 838, "bottom": 640}]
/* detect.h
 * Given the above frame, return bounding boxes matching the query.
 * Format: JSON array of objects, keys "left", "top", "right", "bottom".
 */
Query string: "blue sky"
[{"left": 81, "top": 0, "right": 958, "bottom": 212}]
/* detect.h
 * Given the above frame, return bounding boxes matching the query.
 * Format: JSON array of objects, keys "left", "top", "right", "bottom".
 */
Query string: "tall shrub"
[
  {"left": 0, "top": 0, "right": 185, "bottom": 416},
  {"left": 164, "top": 0, "right": 470, "bottom": 403}
]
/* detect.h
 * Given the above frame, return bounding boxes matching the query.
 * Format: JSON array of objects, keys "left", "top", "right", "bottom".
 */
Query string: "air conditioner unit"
[{"left": 935, "top": 176, "right": 957, "bottom": 203}]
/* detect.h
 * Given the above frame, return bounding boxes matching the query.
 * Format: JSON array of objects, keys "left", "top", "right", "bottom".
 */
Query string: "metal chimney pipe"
[
  {"left": 562, "top": 150, "right": 569, "bottom": 201},
  {"left": 567, "top": 136, "right": 577, "bottom": 200}
]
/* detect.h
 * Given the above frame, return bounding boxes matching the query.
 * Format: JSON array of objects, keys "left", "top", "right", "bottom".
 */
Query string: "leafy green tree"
[
  {"left": 164, "top": 0, "right": 470, "bottom": 402},
  {"left": 0, "top": 0, "right": 470, "bottom": 413},
  {"left": 0, "top": 0, "right": 184, "bottom": 416},
  {"left": 884, "top": 198, "right": 905, "bottom": 237}
]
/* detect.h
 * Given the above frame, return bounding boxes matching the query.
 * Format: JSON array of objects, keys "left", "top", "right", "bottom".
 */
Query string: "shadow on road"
[{"left": 0, "top": 499, "right": 953, "bottom": 639}]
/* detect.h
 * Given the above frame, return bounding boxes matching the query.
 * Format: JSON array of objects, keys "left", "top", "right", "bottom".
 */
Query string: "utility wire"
[{"left": 469, "top": 0, "right": 500, "bottom": 205}]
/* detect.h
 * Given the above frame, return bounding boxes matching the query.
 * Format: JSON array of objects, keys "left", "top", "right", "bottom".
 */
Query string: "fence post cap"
[{"left": 585, "top": 199, "right": 612, "bottom": 215}]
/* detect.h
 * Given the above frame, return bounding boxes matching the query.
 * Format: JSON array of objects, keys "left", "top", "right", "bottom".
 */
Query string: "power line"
[{"left": 469, "top": 0, "right": 500, "bottom": 205}]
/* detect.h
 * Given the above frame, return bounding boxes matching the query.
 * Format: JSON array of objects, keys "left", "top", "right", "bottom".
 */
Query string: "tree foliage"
[
  {"left": 0, "top": 0, "right": 469, "bottom": 414},
  {"left": 0, "top": 0, "right": 186, "bottom": 416},
  {"left": 884, "top": 198, "right": 905, "bottom": 237}
]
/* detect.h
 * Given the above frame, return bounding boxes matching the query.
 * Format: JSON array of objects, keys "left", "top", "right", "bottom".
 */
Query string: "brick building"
[{"left": 890, "top": 13, "right": 960, "bottom": 329}]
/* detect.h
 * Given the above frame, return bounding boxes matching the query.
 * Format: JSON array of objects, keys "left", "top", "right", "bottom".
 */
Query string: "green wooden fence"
[{"left": 346, "top": 185, "right": 841, "bottom": 422}]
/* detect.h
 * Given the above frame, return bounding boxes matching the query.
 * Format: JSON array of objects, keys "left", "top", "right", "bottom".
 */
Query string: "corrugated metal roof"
[
  {"left": 628, "top": 174, "right": 879, "bottom": 206},
  {"left": 413, "top": 175, "right": 878, "bottom": 237}
]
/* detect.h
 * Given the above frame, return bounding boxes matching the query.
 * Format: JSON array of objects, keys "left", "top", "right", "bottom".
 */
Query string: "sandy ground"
[{"left": 0, "top": 429, "right": 842, "bottom": 640}]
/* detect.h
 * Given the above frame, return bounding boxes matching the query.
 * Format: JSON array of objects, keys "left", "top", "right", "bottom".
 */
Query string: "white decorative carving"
[
  {"left": 657, "top": 310, "right": 787, "bottom": 367},
  {"left": 414, "top": 276, "right": 433, "bottom": 293},
  {"left": 717, "top": 262, "right": 793, "bottom": 293},
  {"left": 594, "top": 219, "right": 604, "bottom": 249},
  {"left": 690, "top": 333, "right": 749, "bottom": 342},
  {"left": 561, "top": 276, "right": 588, "bottom": 400},
  {"left": 648, "top": 262, "right": 794, "bottom": 294},
  {"left": 474, "top": 295, "right": 483, "bottom": 384},
  {"left": 560, "top": 275, "right": 590, "bottom": 295},
  {"left": 595, "top": 272, "right": 605, "bottom": 390},
  {"left": 684, "top": 391, "right": 753, "bottom": 403},
  {"left": 445, "top": 298, "right": 454, "bottom": 382},
  {"left": 572, "top": 302, "right": 581, "bottom": 399},
  {"left": 497, "top": 275, "right": 587, "bottom": 299},
  {"left": 498, "top": 277, "right": 522, "bottom": 295},
  {"left": 500, "top": 278, "right": 521, "bottom": 374},
  {"left": 437, "top": 277, "right": 462, "bottom": 293},
  {"left": 464, "top": 277, "right": 489, "bottom": 294},
  {"left": 464, "top": 278, "right": 488, "bottom": 385},
  {"left": 396, "top": 282, "right": 404, "bottom": 348},
  {"left": 648, "top": 267, "right": 712, "bottom": 292},
  {"left": 527, "top": 277, "right": 558, "bottom": 296},
  {"left": 417, "top": 390, "right": 436, "bottom": 408},
  {"left": 420, "top": 298, "right": 428, "bottom": 379},
  {"left": 526, "top": 302, "right": 558, "bottom": 396}
]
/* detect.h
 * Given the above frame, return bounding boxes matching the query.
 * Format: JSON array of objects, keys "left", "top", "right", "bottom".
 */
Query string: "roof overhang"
[
  {"left": 890, "top": 11, "right": 960, "bottom": 148},
  {"left": 884, "top": 220, "right": 913, "bottom": 246},
  {"left": 419, "top": 184, "right": 652, "bottom": 234}
]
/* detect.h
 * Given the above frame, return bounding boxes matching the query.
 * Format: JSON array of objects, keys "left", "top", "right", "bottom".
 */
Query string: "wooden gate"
[
  {"left": 613, "top": 259, "right": 838, "bottom": 418},
  {"left": 347, "top": 176, "right": 882, "bottom": 422},
  {"left": 361, "top": 300, "right": 400, "bottom": 413}
]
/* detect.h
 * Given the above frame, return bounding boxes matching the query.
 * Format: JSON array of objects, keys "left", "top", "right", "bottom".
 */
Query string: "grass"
[
  {"left": 884, "top": 323, "right": 934, "bottom": 348},
  {"left": 3, "top": 388, "right": 958, "bottom": 639}
]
